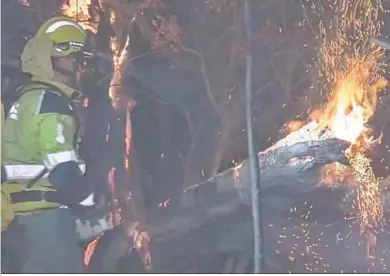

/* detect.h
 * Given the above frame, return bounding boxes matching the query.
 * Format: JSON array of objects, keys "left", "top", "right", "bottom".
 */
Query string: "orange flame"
[
  {"left": 123, "top": 92, "right": 132, "bottom": 171},
  {"left": 310, "top": 60, "right": 386, "bottom": 145},
  {"left": 308, "top": 0, "right": 386, "bottom": 148},
  {"left": 125, "top": 106, "right": 132, "bottom": 156},
  {"left": 108, "top": 11, "right": 131, "bottom": 109},
  {"left": 60, "top": 0, "right": 98, "bottom": 33},
  {"left": 310, "top": 60, "right": 386, "bottom": 188},
  {"left": 108, "top": 167, "right": 116, "bottom": 196},
  {"left": 284, "top": 120, "right": 306, "bottom": 133},
  {"left": 309, "top": 0, "right": 386, "bottom": 234},
  {"left": 83, "top": 97, "right": 89, "bottom": 108},
  {"left": 108, "top": 167, "right": 121, "bottom": 226},
  {"left": 84, "top": 234, "right": 101, "bottom": 266}
]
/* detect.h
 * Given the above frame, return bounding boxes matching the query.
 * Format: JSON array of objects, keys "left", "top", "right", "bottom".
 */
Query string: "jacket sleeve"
[{"left": 36, "top": 110, "right": 94, "bottom": 206}]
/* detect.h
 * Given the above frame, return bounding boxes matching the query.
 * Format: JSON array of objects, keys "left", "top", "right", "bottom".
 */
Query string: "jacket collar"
[{"left": 31, "top": 76, "right": 77, "bottom": 98}]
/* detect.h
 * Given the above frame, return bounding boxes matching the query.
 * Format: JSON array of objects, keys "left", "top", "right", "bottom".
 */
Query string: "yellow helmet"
[
  {"left": 36, "top": 16, "right": 87, "bottom": 58},
  {"left": 21, "top": 16, "right": 92, "bottom": 80}
]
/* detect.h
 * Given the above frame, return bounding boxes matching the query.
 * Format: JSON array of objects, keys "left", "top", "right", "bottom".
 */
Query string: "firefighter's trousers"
[{"left": 2, "top": 208, "right": 84, "bottom": 273}]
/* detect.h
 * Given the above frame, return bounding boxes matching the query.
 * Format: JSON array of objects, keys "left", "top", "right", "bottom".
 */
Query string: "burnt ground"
[{"left": 147, "top": 188, "right": 390, "bottom": 274}]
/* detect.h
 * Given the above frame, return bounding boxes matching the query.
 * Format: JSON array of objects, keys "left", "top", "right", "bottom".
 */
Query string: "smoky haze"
[{"left": 3, "top": 0, "right": 390, "bottom": 273}]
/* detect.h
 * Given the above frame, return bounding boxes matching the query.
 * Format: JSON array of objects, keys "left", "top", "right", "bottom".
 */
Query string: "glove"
[
  {"left": 48, "top": 161, "right": 92, "bottom": 205},
  {"left": 73, "top": 201, "right": 114, "bottom": 242},
  {"left": 78, "top": 193, "right": 95, "bottom": 207}
]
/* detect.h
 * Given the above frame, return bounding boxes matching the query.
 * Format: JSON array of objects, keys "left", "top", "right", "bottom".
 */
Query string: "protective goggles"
[{"left": 53, "top": 41, "right": 95, "bottom": 59}]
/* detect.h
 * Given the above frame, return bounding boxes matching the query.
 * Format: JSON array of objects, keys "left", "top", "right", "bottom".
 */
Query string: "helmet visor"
[{"left": 53, "top": 41, "right": 95, "bottom": 59}]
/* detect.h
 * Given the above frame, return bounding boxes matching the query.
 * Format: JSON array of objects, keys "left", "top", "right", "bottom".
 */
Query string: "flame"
[
  {"left": 320, "top": 163, "right": 352, "bottom": 185},
  {"left": 108, "top": 167, "right": 116, "bottom": 195},
  {"left": 108, "top": 167, "right": 121, "bottom": 226},
  {"left": 60, "top": 0, "right": 98, "bottom": 33},
  {"left": 123, "top": 69, "right": 132, "bottom": 173},
  {"left": 125, "top": 106, "right": 132, "bottom": 156},
  {"left": 311, "top": 62, "right": 385, "bottom": 145},
  {"left": 124, "top": 158, "right": 129, "bottom": 171},
  {"left": 310, "top": 0, "right": 385, "bottom": 147},
  {"left": 309, "top": 0, "right": 387, "bottom": 233},
  {"left": 108, "top": 11, "right": 131, "bottom": 109},
  {"left": 83, "top": 97, "right": 89, "bottom": 108},
  {"left": 285, "top": 120, "right": 306, "bottom": 133},
  {"left": 84, "top": 234, "right": 102, "bottom": 266},
  {"left": 158, "top": 198, "right": 170, "bottom": 208}
]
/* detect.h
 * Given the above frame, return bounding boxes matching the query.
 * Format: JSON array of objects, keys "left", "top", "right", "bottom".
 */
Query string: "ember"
[
  {"left": 158, "top": 199, "right": 170, "bottom": 208},
  {"left": 83, "top": 97, "right": 89, "bottom": 108},
  {"left": 303, "top": 0, "right": 387, "bottom": 234},
  {"left": 346, "top": 149, "right": 384, "bottom": 232},
  {"left": 277, "top": 1, "right": 388, "bottom": 269}
]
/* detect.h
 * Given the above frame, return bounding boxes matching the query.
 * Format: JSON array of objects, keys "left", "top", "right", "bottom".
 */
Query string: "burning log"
[
  {"left": 156, "top": 109, "right": 390, "bottom": 242},
  {"left": 146, "top": 121, "right": 389, "bottom": 242},
  {"left": 181, "top": 121, "right": 350, "bottom": 207}
]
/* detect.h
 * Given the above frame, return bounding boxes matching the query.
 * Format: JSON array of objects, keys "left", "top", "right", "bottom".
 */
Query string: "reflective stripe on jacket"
[
  {"left": 2, "top": 80, "right": 85, "bottom": 214},
  {"left": 4, "top": 161, "right": 86, "bottom": 181}
]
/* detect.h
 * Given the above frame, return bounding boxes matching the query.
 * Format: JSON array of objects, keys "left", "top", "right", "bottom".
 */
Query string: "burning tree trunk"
[{"left": 59, "top": 0, "right": 153, "bottom": 268}]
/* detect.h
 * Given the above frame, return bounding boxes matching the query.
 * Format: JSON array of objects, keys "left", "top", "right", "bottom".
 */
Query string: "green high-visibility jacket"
[{"left": 2, "top": 77, "right": 86, "bottom": 214}]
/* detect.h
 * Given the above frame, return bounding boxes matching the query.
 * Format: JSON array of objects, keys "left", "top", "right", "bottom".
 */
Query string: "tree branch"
[{"left": 188, "top": 38, "right": 222, "bottom": 117}]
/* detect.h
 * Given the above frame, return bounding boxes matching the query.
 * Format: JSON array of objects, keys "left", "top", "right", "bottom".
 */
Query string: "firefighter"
[{"left": 1, "top": 16, "right": 96, "bottom": 273}]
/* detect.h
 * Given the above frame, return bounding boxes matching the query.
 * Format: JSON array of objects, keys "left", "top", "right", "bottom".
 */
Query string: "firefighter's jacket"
[{"left": 2, "top": 77, "right": 86, "bottom": 215}]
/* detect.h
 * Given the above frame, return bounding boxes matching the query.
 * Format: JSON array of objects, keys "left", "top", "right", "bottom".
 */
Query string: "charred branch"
[{"left": 209, "top": 137, "right": 350, "bottom": 198}]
